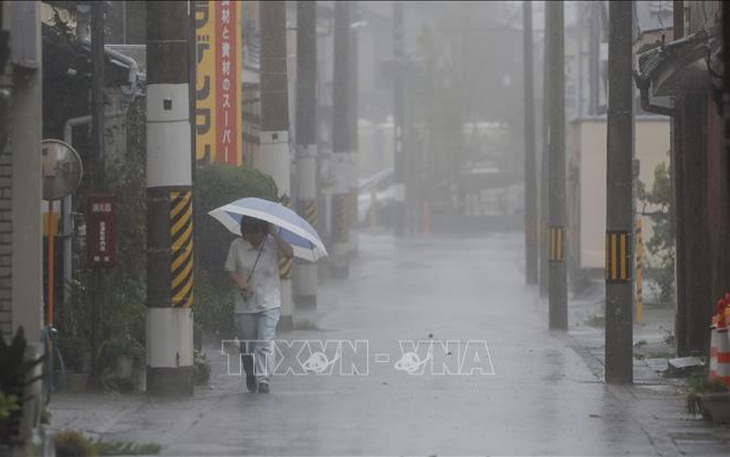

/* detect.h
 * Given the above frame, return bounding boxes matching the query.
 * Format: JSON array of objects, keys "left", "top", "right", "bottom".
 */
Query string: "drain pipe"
[
  {"left": 79, "top": 37, "right": 141, "bottom": 103},
  {"left": 62, "top": 110, "right": 127, "bottom": 306}
]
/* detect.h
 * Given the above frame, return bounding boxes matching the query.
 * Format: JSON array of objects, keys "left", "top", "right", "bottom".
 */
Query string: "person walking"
[{"left": 225, "top": 216, "right": 293, "bottom": 393}]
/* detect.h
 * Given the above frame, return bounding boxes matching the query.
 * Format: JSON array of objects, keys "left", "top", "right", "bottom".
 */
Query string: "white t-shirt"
[{"left": 224, "top": 235, "right": 281, "bottom": 313}]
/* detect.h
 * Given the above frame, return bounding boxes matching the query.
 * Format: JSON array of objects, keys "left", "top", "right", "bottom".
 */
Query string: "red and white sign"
[{"left": 86, "top": 193, "right": 117, "bottom": 267}]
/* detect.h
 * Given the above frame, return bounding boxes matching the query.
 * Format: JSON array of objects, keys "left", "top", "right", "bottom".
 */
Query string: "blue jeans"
[{"left": 234, "top": 308, "right": 279, "bottom": 385}]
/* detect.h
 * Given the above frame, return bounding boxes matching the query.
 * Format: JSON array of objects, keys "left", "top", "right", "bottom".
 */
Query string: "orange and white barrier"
[{"left": 709, "top": 296, "right": 730, "bottom": 387}]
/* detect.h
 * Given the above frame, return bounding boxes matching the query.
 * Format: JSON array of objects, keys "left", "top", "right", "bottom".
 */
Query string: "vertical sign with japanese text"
[
  {"left": 194, "top": 0, "right": 242, "bottom": 165},
  {"left": 86, "top": 193, "right": 117, "bottom": 267},
  {"left": 214, "top": 0, "right": 242, "bottom": 165},
  {"left": 195, "top": 0, "right": 217, "bottom": 162}
]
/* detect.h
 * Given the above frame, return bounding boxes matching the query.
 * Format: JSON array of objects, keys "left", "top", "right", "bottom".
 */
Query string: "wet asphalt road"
[{"left": 51, "top": 233, "right": 730, "bottom": 455}]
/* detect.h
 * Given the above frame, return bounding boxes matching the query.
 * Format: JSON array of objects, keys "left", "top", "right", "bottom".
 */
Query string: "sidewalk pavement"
[
  {"left": 51, "top": 235, "right": 730, "bottom": 456},
  {"left": 553, "top": 275, "right": 730, "bottom": 457}
]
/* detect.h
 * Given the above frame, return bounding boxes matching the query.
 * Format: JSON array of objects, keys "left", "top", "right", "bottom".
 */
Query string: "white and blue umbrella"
[{"left": 208, "top": 197, "right": 328, "bottom": 262}]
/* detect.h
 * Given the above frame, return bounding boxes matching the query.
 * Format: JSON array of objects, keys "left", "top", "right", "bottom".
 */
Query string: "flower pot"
[
  {"left": 134, "top": 367, "right": 146, "bottom": 393},
  {"left": 700, "top": 392, "right": 730, "bottom": 424},
  {"left": 65, "top": 372, "right": 89, "bottom": 393},
  {"left": 115, "top": 356, "right": 134, "bottom": 380}
]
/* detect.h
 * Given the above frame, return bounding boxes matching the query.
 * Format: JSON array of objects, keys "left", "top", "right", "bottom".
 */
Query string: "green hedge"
[{"left": 193, "top": 163, "right": 278, "bottom": 337}]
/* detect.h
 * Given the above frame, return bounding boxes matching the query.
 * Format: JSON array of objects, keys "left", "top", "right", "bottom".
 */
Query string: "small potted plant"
[
  {"left": 98, "top": 334, "right": 145, "bottom": 393},
  {"left": 61, "top": 335, "right": 92, "bottom": 393},
  {"left": 0, "top": 392, "right": 20, "bottom": 448},
  {"left": 0, "top": 327, "right": 45, "bottom": 451},
  {"left": 685, "top": 372, "right": 730, "bottom": 423}
]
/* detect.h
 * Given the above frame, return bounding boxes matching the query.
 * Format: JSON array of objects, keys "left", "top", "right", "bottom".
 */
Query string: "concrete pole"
[
  {"left": 672, "top": 0, "right": 688, "bottom": 356},
  {"left": 330, "top": 1, "right": 353, "bottom": 278},
  {"left": 523, "top": 1, "right": 538, "bottom": 285},
  {"left": 605, "top": 0, "right": 634, "bottom": 385},
  {"left": 588, "top": 2, "right": 600, "bottom": 115},
  {"left": 539, "top": 9, "right": 550, "bottom": 298},
  {"left": 256, "top": 0, "right": 294, "bottom": 328},
  {"left": 349, "top": 4, "right": 360, "bottom": 258},
  {"left": 392, "top": 2, "right": 405, "bottom": 238},
  {"left": 294, "top": 0, "right": 318, "bottom": 309},
  {"left": 547, "top": 1, "right": 567, "bottom": 330},
  {"left": 146, "top": 1, "right": 195, "bottom": 396}
]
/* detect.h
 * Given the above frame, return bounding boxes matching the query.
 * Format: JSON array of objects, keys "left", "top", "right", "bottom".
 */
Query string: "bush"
[
  {"left": 193, "top": 349, "right": 211, "bottom": 386},
  {"left": 195, "top": 163, "right": 278, "bottom": 271},
  {"left": 54, "top": 429, "right": 161, "bottom": 456},
  {"left": 193, "top": 163, "right": 278, "bottom": 337},
  {"left": 54, "top": 430, "right": 97, "bottom": 457}
]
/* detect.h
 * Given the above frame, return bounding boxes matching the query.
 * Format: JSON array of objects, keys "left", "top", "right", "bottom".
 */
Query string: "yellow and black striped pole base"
[
  {"left": 330, "top": 192, "right": 351, "bottom": 279},
  {"left": 333, "top": 193, "right": 351, "bottom": 244},
  {"left": 549, "top": 226, "right": 565, "bottom": 262},
  {"left": 294, "top": 199, "right": 318, "bottom": 308},
  {"left": 605, "top": 230, "right": 632, "bottom": 282},
  {"left": 170, "top": 191, "right": 194, "bottom": 308},
  {"left": 302, "top": 199, "right": 318, "bottom": 228}
]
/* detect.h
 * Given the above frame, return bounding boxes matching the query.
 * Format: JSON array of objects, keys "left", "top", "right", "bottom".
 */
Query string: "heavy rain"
[{"left": 0, "top": 1, "right": 729, "bottom": 456}]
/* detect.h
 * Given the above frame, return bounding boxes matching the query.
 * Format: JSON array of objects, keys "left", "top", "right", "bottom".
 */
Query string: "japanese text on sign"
[
  {"left": 194, "top": 0, "right": 242, "bottom": 165},
  {"left": 86, "top": 194, "right": 117, "bottom": 267}
]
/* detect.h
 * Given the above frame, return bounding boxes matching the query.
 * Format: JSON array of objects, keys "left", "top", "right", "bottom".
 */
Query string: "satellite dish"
[{"left": 42, "top": 139, "right": 83, "bottom": 201}]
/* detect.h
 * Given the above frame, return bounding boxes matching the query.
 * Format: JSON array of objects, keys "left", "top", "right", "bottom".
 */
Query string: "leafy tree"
[{"left": 637, "top": 161, "right": 674, "bottom": 303}]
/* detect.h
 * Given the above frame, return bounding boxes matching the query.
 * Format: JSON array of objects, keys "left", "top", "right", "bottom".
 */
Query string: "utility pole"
[
  {"left": 146, "top": 1, "right": 195, "bottom": 396},
  {"left": 539, "top": 9, "right": 550, "bottom": 298},
  {"left": 294, "top": 0, "right": 318, "bottom": 309},
  {"left": 605, "top": 0, "right": 634, "bottom": 384},
  {"left": 672, "top": 0, "right": 688, "bottom": 356},
  {"left": 547, "top": 1, "right": 567, "bottom": 330},
  {"left": 90, "top": 1, "right": 106, "bottom": 384},
  {"left": 393, "top": 2, "right": 405, "bottom": 238},
  {"left": 257, "top": 0, "right": 294, "bottom": 328},
  {"left": 330, "top": 1, "right": 353, "bottom": 278},
  {"left": 349, "top": 3, "right": 360, "bottom": 257},
  {"left": 523, "top": 1, "right": 538, "bottom": 285},
  {"left": 588, "top": 2, "right": 601, "bottom": 115}
]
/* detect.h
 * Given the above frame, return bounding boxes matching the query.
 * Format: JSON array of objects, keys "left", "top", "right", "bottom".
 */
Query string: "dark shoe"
[
  {"left": 246, "top": 375, "right": 257, "bottom": 393},
  {"left": 242, "top": 354, "right": 256, "bottom": 392},
  {"left": 258, "top": 382, "right": 270, "bottom": 394}
]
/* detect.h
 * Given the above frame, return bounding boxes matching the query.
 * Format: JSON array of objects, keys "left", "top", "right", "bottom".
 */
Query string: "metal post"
[
  {"left": 393, "top": 2, "right": 405, "bottom": 238},
  {"left": 90, "top": 1, "right": 106, "bottom": 383},
  {"left": 146, "top": 1, "right": 195, "bottom": 396},
  {"left": 257, "top": 0, "right": 294, "bottom": 328},
  {"left": 547, "top": 1, "right": 567, "bottom": 330},
  {"left": 330, "top": 1, "right": 353, "bottom": 278},
  {"left": 605, "top": 0, "right": 634, "bottom": 384},
  {"left": 294, "top": 0, "right": 318, "bottom": 309},
  {"left": 523, "top": 1, "right": 538, "bottom": 285}
]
